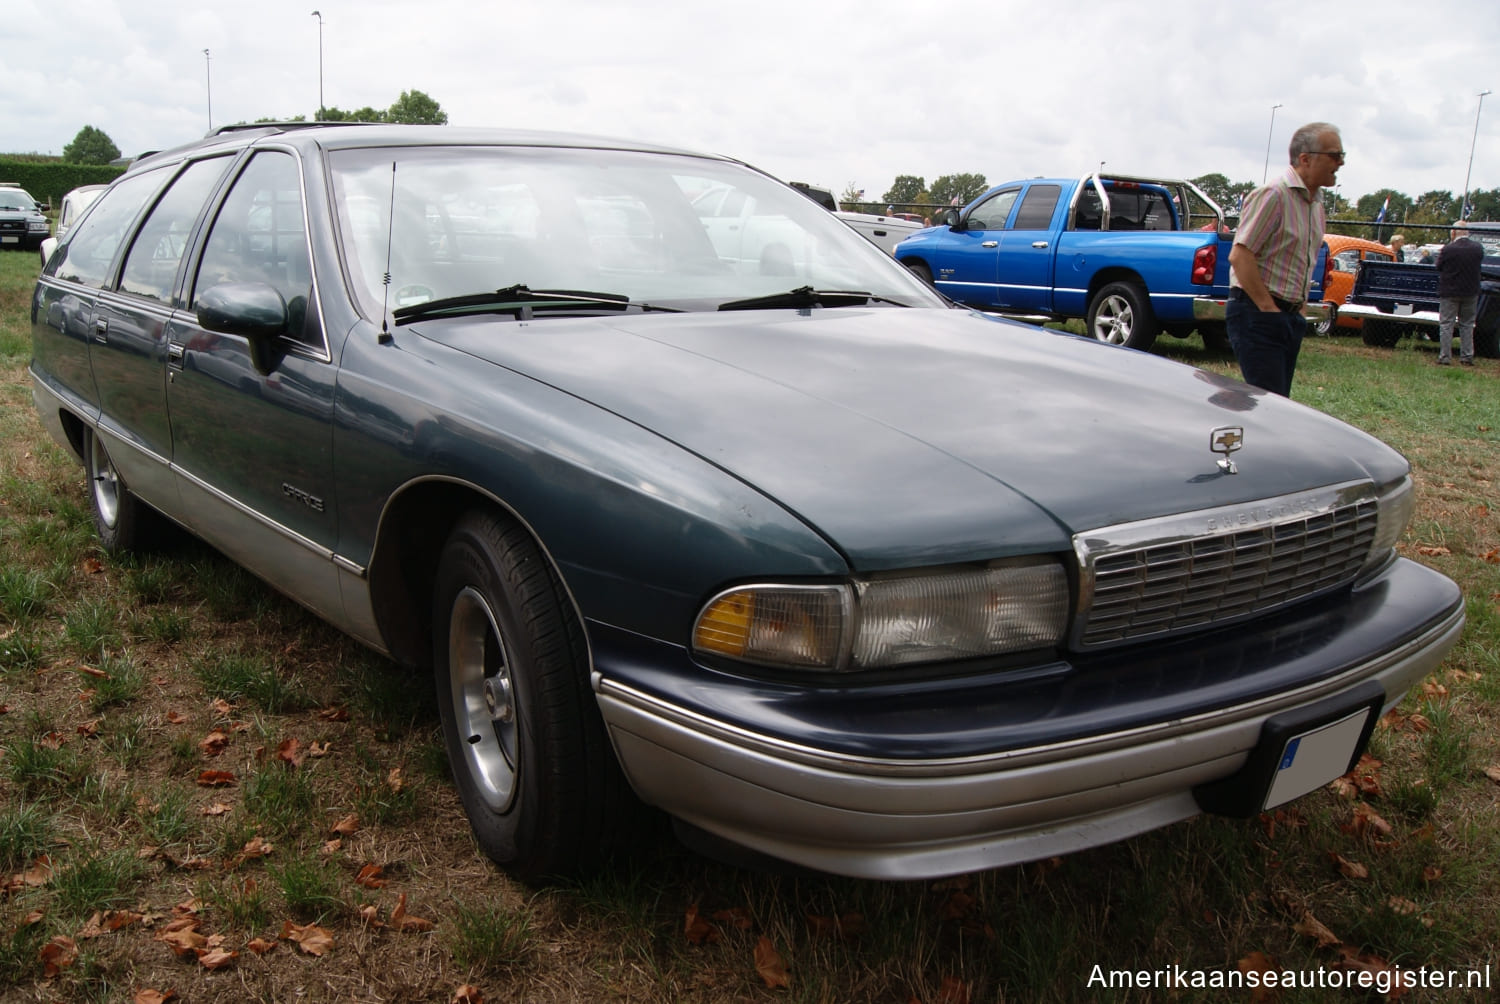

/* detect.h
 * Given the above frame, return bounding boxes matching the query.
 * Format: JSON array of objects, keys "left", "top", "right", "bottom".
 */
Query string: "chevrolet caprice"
[{"left": 30, "top": 124, "right": 1464, "bottom": 880}]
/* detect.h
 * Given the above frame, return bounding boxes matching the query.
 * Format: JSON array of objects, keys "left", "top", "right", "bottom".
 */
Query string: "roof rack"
[{"left": 209, "top": 120, "right": 382, "bottom": 136}]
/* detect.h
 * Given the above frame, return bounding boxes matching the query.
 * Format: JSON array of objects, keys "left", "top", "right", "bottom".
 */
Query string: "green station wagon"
[{"left": 31, "top": 124, "right": 1463, "bottom": 880}]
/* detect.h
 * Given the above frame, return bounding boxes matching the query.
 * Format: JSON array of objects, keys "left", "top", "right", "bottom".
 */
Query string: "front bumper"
[
  {"left": 593, "top": 558, "right": 1462, "bottom": 879},
  {"left": 1336, "top": 302, "right": 1441, "bottom": 329}
]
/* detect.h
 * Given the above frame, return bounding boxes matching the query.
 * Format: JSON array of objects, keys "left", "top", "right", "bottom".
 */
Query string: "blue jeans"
[{"left": 1226, "top": 297, "right": 1305, "bottom": 397}]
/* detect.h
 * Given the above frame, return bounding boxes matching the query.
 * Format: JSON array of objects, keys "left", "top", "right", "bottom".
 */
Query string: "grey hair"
[{"left": 1289, "top": 122, "right": 1339, "bottom": 162}]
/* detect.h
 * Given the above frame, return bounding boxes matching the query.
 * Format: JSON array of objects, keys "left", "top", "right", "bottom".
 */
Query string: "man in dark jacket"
[{"left": 1435, "top": 225, "right": 1484, "bottom": 366}]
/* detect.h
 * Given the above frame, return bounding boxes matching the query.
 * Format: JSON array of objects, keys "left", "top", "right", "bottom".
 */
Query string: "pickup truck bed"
[{"left": 1337, "top": 258, "right": 1500, "bottom": 358}]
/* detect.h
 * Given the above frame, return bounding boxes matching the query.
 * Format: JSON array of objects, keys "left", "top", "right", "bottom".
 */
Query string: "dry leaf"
[
  {"left": 202, "top": 802, "right": 233, "bottom": 817},
  {"left": 329, "top": 814, "right": 359, "bottom": 837},
  {"left": 309, "top": 740, "right": 332, "bottom": 756},
  {"left": 1481, "top": 548, "right": 1499, "bottom": 564},
  {"left": 155, "top": 918, "right": 207, "bottom": 957},
  {"left": 1414, "top": 545, "right": 1450, "bottom": 556},
  {"left": 753, "top": 935, "right": 791, "bottom": 989},
  {"left": 166, "top": 711, "right": 189, "bottom": 724},
  {"left": 1342, "top": 802, "right": 1394, "bottom": 839},
  {"left": 132, "top": 990, "right": 178, "bottom": 1004},
  {"left": 228, "top": 836, "right": 273, "bottom": 869},
  {"left": 40, "top": 731, "right": 66, "bottom": 750},
  {"left": 390, "top": 892, "right": 435, "bottom": 932},
  {"left": 387, "top": 767, "right": 405, "bottom": 792},
  {"left": 275, "top": 738, "right": 305, "bottom": 768},
  {"left": 322, "top": 838, "right": 343, "bottom": 854},
  {"left": 199, "top": 730, "right": 230, "bottom": 757},
  {"left": 245, "top": 937, "right": 277, "bottom": 955},
  {"left": 1421, "top": 680, "right": 1450, "bottom": 700},
  {"left": 452, "top": 985, "right": 484, "bottom": 1004},
  {"left": 1484, "top": 765, "right": 1500, "bottom": 785},
  {"left": 357, "top": 904, "right": 385, "bottom": 928},
  {"left": 1387, "top": 896, "right": 1419, "bottom": 916},
  {"left": 40, "top": 935, "right": 78, "bottom": 977},
  {"left": 77, "top": 664, "right": 107, "bottom": 678},
  {"left": 81, "top": 557, "right": 104, "bottom": 574},
  {"left": 195, "top": 946, "right": 238, "bottom": 970},
  {"left": 1330, "top": 852, "right": 1369, "bottom": 880},
  {"left": 355, "top": 863, "right": 387, "bottom": 889},
  {"left": 195, "top": 770, "right": 237, "bottom": 788},
  {"left": 1293, "top": 910, "right": 1341, "bottom": 948},
  {"left": 684, "top": 903, "right": 720, "bottom": 945},
  {"left": 937, "top": 975, "right": 971, "bottom": 1004},
  {"left": 209, "top": 697, "right": 233, "bottom": 715},
  {"left": 1237, "top": 951, "right": 1279, "bottom": 1004},
  {"left": 317, "top": 705, "right": 350, "bottom": 722},
  {"left": 280, "top": 920, "right": 334, "bottom": 956}
]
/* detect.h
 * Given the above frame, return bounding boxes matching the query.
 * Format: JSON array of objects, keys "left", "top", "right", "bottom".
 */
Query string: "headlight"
[
  {"left": 28, "top": 220, "right": 49, "bottom": 233},
  {"left": 1363, "top": 474, "right": 1415, "bottom": 574},
  {"left": 692, "top": 558, "right": 1070, "bottom": 672}
]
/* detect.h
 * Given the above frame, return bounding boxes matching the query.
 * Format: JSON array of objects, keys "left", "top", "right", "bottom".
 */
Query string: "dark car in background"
[
  {"left": 0, "top": 182, "right": 51, "bottom": 251},
  {"left": 31, "top": 124, "right": 1463, "bottom": 881}
]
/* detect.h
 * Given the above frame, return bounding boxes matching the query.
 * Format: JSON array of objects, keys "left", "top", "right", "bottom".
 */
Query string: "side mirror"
[
  {"left": 943, "top": 208, "right": 961, "bottom": 229},
  {"left": 195, "top": 281, "right": 288, "bottom": 374}
]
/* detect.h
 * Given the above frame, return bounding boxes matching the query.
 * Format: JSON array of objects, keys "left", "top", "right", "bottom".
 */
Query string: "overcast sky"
[{"left": 6, "top": 0, "right": 1499, "bottom": 210}]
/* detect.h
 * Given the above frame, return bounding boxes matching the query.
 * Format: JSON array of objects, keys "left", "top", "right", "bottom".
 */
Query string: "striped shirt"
[{"left": 1231, "top": 167, "right": 1326, "bottom": 303}]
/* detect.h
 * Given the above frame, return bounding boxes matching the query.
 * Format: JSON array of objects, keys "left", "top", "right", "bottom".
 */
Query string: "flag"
[
  {"left": 1234, "top": 194, "right": 1243, "bottom": 217},
  {"left": 1375, "top": 196, "right": 1389, "bottom": 224}
]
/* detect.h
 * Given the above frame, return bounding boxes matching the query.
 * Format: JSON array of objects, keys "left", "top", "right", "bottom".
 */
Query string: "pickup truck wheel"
[
  {"left": 85, "top": 428, "right": 158, "bottom": 553},
  {"left": 1086, "top": 282, "right": 1159, "bottom": 350},
  {"left": 904, "top": 261, "right": 934, "bottom": 286},
  {"left": 1361, "top": 319, "right": 1402, "bottom": 348},
  {"left": 1474, "top": 319, "right": 1499, "bottom": 358},
  {"left": 432, "top": 510, "right": 619, "bottom": 881},
  {"left": 1198, "top": 322, "right": 1230, "bottom": 352}
]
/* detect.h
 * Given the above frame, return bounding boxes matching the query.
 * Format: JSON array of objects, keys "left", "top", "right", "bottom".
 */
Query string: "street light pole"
[
  {"left": 1262, "top": 103, "right": 1283, "bottom": 184},
  {"left": 310, "top": 11, "right": 324, "bottom": 118},
  {"left": 1461, "top": 89, "right": 1491, "bottom": 220},
  {"left": 203, "top": 48, "right": 212, "bottom": 132}
]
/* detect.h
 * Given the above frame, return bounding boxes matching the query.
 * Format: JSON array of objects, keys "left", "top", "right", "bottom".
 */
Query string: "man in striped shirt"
[{"left": 1226, "top": 122, "right": 1342, "bottom": 396}]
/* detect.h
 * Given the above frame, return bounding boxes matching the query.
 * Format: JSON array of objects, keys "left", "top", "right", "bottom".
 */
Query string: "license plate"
[
  {"left": 0, "top": 235, "right": 18, "bottom": 244},
  {"left": 1395, "top": 303, "right": 1414, "bottom": 315},
  {"left": 1263, "top": 708, "right": 1370, "bottom": 809}
]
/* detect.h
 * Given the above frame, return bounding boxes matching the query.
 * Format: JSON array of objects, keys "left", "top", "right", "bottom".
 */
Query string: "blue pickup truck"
[{"left": 894, "top": 174, "right": 1236, "bottom": 350}]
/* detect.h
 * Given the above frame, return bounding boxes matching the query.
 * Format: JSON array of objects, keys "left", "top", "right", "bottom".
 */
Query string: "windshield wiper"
[
  {"left": 392, "top": 284, "right": 683, "bottom": 324},
  {"left": 716, "top": 286, "right": 912, "bottom": 311}
]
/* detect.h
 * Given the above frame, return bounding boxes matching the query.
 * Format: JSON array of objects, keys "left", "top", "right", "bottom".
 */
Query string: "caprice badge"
[{"left": 1210, "top": 426, "right": 1244, "bottom": 474}]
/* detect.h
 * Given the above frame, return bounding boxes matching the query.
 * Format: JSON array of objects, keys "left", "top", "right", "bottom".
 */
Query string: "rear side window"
[
  {"left": 1012, "top": 185, "right": 1061, "bottom": 230},
  {"left": 119, "top": 157, "right": 232, "bottom": 304},
  {"left": 49, "top": 168, "right": 170, "bottom": 288}
]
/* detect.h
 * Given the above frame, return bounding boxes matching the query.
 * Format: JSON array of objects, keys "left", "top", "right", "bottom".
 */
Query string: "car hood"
[{"left": 412, "top": 308, "right": 1407, "bottom": 570}]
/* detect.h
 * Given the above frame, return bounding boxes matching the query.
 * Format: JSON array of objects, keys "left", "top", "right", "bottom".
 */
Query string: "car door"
[
  {"left": 90, "top": 157, "right": 236, "bottom": 514},
  {"left": 994, "top": 183, "right": 1062, "bottom": 312},
  {"left": 167, "top": 148, "right": 343, "bottom": 622},
  {"left": 930, "top": 188, "right": 1020, "bottom": 307}
]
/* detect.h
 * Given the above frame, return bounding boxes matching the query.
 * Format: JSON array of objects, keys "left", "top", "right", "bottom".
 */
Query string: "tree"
[
  {"left": 317, "top": 105, "right": 386, "bottom": 122},
  {"left": 882, "top": 175, "right": 927, "bottom": 206},
  {"left": 1189, "top": 173, "right": 1254, "bottom": 214},
  {"left": 929, "top": 173, "right": 987, "bottom": 207},
  {"left": 62, "top": 126, "right": 120, "bottom": 165},
  {"left": 386, "top": 90, "right": 447, "bottom": 125}
]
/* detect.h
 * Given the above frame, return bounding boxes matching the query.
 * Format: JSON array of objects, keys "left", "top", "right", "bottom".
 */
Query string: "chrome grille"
[{"left": 1073, "top": 484, "right": 1378, "bottom": 648}]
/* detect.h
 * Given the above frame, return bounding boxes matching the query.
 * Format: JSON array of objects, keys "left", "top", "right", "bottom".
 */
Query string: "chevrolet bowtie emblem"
[{"left": 1210, "top": 426, "right": 1244, "bottom": 474}]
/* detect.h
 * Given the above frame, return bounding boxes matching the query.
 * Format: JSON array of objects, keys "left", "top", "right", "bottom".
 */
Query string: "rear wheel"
[
  {"left": 432, "top": 510, "right": 624, "bottom": 881},
  {"left": 1086, "top": 281, "right": 1159, "bottom": 350},
  {"left": 1361, "top": 318, "right": 1402, "bottom": 348},
  {"left": 85, "top": 428, "right": 159, "bottom": 553}
]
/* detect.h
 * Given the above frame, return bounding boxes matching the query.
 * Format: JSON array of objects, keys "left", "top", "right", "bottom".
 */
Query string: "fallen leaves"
[
  {"left": 39, "top": 935, "right": 77, "bottom": 977},
  {"left": 199, "top": 729, "right": 230, "bottom": 757},
  {"left": 753, "top": 935, "right": 790, "bottom": 989},
  {"left": 280, "top": 920, "right": 335, "bottom": 956},
  {"left": 195, "top": 770, "right": 237, "bottom": 788}
]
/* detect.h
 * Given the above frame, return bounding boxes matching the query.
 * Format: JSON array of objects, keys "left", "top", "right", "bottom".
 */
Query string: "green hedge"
[{"left": 0, "top": 159, "right": 125, "bottom": 208}]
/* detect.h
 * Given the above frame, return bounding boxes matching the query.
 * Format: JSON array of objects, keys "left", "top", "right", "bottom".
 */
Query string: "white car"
[{"left": 37, "top": 183, "right": 107, "bottom": 266}]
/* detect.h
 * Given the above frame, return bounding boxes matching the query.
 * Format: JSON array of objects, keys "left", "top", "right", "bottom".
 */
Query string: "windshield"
[
  {"left": 0, "top": 188, "right": 37, "bottom": 211},
  {"left": 1466, "top": 224, "right": 1500, "bottom": 257},
  {"left": 328, "top": 146, "right": 943, "bottom": 318}
]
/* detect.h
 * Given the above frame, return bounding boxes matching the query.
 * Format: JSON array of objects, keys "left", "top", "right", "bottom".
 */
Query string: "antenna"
[{"left": 379, "top": 161, "right": 396, "bottom": 344}]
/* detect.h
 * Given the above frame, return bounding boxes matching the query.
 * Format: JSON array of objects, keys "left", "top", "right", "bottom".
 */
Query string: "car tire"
[
  {"left": 432, "top": 509, "right": 622, "bottom": 881},
  {"left": 85, "top": 428, "right": 159, "bottom": 553},
  {"left": 1361, "top": 319, "right": 1402, "bottom": 348},
  {"left": 903, "top": 260, "right": 934, "bottom": 286},
  {"left": 1086, "top": 281, "right": 1159, "bottom": 350},
  {"left": 1474, "top": 318, "right": 1499, "bottom": 359}
]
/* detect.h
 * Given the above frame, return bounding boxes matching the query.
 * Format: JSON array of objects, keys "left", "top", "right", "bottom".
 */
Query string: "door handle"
[
  {"left": 982, "top": 241, "right": 998, "bottom": 248},
  {"left": 93, "top": 318, "right": 108, "bottom": 344},
  {"left": 1032, "top": 241, "right": 1050, "bottom": 249},
  {"left": 167, "top": 343, "right": 185, "bottom": 371}
]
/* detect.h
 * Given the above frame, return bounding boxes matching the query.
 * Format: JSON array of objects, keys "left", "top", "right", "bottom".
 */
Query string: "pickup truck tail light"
[{"left": 1191, "top": 244, "right": 1217, "bottom": 285}]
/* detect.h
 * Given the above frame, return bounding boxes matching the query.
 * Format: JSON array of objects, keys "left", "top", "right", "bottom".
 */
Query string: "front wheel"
[
  {"left": 1085, "top": 281, "right": 1159, "bottom": 350},
  {"left": 432, "top": 510, "right": 622, "bottom": 881},
  {"left": 903, "top": 260, "right": 934, "bottom": 286}
]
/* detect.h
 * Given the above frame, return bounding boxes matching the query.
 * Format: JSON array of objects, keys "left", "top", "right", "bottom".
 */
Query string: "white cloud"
[{"left": 6, "top": 0, "right": 1499, "bottom": 210}]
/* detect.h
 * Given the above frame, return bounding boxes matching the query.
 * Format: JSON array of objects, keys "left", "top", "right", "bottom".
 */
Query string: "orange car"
[{"left": 1317, "top": 234, "right": 1399, "bottom": 334}]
